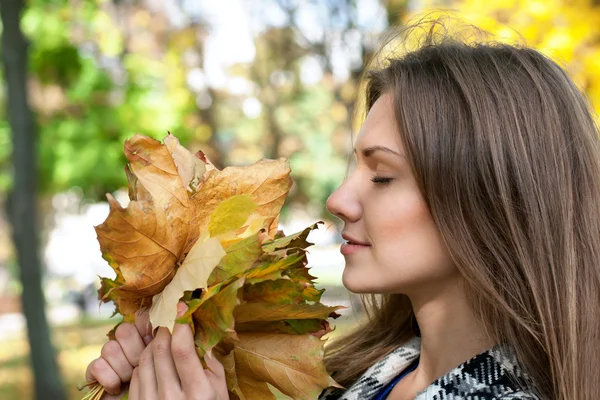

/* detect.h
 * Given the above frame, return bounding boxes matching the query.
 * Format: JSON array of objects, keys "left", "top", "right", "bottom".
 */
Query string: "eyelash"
[{"left": 370, "top": 176, "right": 394, "bottom": 185}]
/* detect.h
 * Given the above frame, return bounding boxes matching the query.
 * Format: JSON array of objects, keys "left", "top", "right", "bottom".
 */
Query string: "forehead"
[{"left": 355, "top": 92, "right": 402, "bottom": 150}]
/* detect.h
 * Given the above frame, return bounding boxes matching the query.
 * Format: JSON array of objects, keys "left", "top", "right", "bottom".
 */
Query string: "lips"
[{"left": 341, "top": 233, "right": 370, "bottom": 246}]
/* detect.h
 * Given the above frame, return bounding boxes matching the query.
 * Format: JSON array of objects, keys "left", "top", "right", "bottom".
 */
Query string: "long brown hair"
[{"left": 324, "top": 16, "right": 600, "bottom": 399}]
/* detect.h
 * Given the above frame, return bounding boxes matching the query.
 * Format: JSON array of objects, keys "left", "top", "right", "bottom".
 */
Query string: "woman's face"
[{"left": 326, "top": 93, "right": 458, "bottom": 295}]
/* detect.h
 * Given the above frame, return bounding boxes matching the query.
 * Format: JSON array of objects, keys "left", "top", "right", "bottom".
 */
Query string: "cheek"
[
  {"left": 374, "top": 191, "right": 429, "bottom": 241},
  {"left": 373, "top": 193, "right": 456, "bottom": 280}
]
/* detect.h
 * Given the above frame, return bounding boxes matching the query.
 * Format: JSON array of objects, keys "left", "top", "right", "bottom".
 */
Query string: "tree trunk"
[{"left": 0, "top": 1, "right": 67, "bottom": 399}]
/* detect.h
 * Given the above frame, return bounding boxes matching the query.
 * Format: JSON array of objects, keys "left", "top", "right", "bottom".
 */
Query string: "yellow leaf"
[
  {"left": 208, "top": 195, "right": 257, "bottom": 237},
  {"left": 149, "top": 232, "right": 226, "bottom": 332}
]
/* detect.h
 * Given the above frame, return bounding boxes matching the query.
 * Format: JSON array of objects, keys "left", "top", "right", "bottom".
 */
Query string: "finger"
[
  {"left": 128, "top": 368, "right": 140, "bottom": 400},
  {"left": 204, "top": 351, "right": 225, "bottom": 380},
  {"left": 134, "top": 307, "right": 153, "bottom": 344},
  {"left": 98, "top": 393, "right": 123, "bottom": 400},
  {"left": 99, "top": 385, "right": 129, "bottom": 400},
  {"left": 152, "top": 327, "right": 181, "bottom": 396},
  {"left": 172, "top": 302, "right": 208, "bottom": 394},
  {"left": 86, "top": 357, "right": 122, "bottom": 395},
  {"left": 138, "top": 344, "right": 158, "bottom": 400},
  {"left": 204, "top": 352, "right": 229, "bottom": 400},
  {"left": 114, "top": 323, "right": 146, "bottom": 367},
  {"left": 101, "top": 340, "right": 134, "bottom": 383}
]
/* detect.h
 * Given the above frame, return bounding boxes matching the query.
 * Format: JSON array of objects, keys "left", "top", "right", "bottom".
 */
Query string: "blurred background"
[{"left": 0, "top": 0, "right": 599, "bottom": 399}]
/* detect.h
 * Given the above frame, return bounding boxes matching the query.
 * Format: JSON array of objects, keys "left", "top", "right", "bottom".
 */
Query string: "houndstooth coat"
[{"left": 319, "top": 336, "right": 541, "bottom": 400}]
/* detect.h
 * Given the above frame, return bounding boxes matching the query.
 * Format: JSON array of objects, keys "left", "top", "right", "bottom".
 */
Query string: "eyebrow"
[{"left": 354, "top": 146, "right": 403, "bottom": 158}]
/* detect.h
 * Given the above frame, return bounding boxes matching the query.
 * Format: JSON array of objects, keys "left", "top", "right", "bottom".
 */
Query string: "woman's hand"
[
  {"left": 85, "top": 308, "right": 153, "bottom": 398},
  {"left": 128, "top": 302, "right": 229, "bottom": 400}
]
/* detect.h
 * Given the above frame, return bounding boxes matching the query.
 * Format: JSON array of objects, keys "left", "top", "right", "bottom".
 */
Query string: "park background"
[{"left": 0, "top": 0, "right": 599, "bottom": 399}]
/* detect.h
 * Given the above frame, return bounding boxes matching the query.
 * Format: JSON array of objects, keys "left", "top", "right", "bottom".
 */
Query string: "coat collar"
[{"left": 319, "top": 337, "right": 540, "bottom": 400}]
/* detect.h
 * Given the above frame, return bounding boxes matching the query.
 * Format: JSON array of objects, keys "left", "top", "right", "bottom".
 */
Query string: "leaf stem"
[{"left": 79, "top": 382, "right": 105, "bottom": 400}]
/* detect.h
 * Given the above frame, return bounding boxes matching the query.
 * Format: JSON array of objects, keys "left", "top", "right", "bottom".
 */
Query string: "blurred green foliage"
[
  {"left": 2, "top": 0, "right": 599, "bottom": 209},
  {"left": 0, "top": 0, "right": 364, "bottom": 213}
]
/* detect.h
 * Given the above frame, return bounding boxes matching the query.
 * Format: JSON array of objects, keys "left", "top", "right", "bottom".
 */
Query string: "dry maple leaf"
[
  {"left": 95, "top": 134, "right": 200, "bottom": 318},
  {"left": 218, "top": 333, "right": 341, "bottom": 400}
]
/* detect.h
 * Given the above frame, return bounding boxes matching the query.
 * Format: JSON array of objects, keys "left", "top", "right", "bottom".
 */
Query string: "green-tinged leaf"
[
  {"left": 284, "top": 267, "right": 323, "bottom": 301},
  {"left": 287, "top": 319, "right": 335, "bottom": 338},
  {"left": 301, "top": 286, "right": 325, "bottom": 303},
  {"left": 209, "top": 194, "right": 257, "bottom": 237},
  {"left": 234, "top": 302, "right": 344, "bottom": 323},
  {"left": 193, "top": 277, "right": 246, "bottom": 357},
  {"left": 208, "top": 232, "right": 265, "bottom": 285},
  {"left": 245, "top": 271, "right": 285, "bottom": 285},
  {"left": 243, "top": 279, "right": 304, "bottom": 304},
  {"left": 285, "top": 265, "right": 318, "bottom": 283},
  {"left": 243, "top": 252, "right": 307, "bottom": 284},
  {"left": 98, "top": 277, "right": 151, "bottom": 320},
  {"left": 261, "top": 222, "right": 322, "bottom": 253},
  {"left": 176, "top": 280, "right": 230, "bottom": 324}
]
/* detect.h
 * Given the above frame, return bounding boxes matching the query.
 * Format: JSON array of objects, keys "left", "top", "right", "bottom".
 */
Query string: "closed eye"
[{"left": 370, "top": 176, "right": 394, "bottom": 184}]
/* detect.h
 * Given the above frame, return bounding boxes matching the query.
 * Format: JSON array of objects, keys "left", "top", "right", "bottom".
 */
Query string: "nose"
[{"left": 326, "top": 181, "right": 361, "bottom": 223}]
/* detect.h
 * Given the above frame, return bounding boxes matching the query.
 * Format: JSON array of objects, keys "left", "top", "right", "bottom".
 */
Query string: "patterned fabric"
[{"left": 319, "top": 336, "right": 541, "bottom": 400}]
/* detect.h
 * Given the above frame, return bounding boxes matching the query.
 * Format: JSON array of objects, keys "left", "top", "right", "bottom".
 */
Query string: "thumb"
[{"left": 176, "top": 301, "right": 188, "bottom": 319}]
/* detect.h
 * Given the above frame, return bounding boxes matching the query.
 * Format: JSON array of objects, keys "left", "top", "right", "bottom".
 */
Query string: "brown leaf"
[
  {"left": 234, "top": 302, "right": 344, "bottom": 323},
  {"left": 243, "top": 279, "right": 305, "bottom": 304},
  {"left": 236, "top": 319, "right": 332, "bottom": 337},
  {"left": 231, "top": 333, "right": 341, "bottom": 400},
  {"left": 217, "top": 350, "right": 249, "bottom": 400}
]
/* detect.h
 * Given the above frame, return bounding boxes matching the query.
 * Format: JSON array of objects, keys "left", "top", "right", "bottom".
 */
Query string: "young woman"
[{"left": 85, "top": 19, "right": 600, "bottom": 400}]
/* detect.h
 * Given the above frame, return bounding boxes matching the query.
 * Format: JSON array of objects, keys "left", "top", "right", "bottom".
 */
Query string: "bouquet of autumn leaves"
[{"left": 81, "top": 133, "right": 344, "bottom": 400}]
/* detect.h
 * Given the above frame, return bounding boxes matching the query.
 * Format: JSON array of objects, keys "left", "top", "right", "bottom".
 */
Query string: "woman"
[{"left": 86, "top": 18, "right": 600, "bottom": 400}]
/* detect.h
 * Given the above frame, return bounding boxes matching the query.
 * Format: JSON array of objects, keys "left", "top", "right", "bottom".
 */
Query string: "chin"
[
  {"left": 341, "top": 269, "right": 377, "bottom": 294},
  {"left": 341, "top": 267, "right": 425, "bottom": 295}
]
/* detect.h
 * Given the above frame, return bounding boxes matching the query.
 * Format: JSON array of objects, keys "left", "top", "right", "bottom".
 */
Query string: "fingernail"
[
  {"left": 176, "top": 302, "right": 188, "bottom": 318},
  {"left": 143, "top": 335, "right": 153, "bottom": 345}
]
